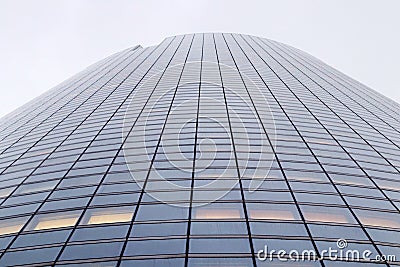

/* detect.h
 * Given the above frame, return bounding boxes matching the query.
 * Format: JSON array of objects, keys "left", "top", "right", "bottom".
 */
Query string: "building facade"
[{"left": 0, "top": 33, "right": 399, "bottom": 266}]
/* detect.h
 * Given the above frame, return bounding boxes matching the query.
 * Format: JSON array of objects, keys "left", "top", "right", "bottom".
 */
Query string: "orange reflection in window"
[
  {"left": 195, "top": 209, "right": 241, "bottom": 219},
  {"left": 34, "top": 217, "right": 78, "bottom": 230},
  {"left": 87, "top": 212, "right": 132, "bottom": 225},
  {"left": 82, "top": 207, "right": 134, "bottom": 225},
  {"left": 0, "top": 187, "right": 13, "bottom": 198},
  {"left": 304, "top": 212, "right": 348, "bottom": 224},
  {"left": 359, "top": 216, "right": 400, "bottom": 228},
  {"left": 250, "top": 210, "right": 295, "bottom": 220},
  {"left": 27, "top": 211, "right": 81, "bottom": 231},
  {"left": 0, "top": 217, "right": 27, "bottom": 236}
]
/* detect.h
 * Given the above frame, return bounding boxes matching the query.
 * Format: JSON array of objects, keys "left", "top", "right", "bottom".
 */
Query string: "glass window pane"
[
  {"left": 124, "top": 238, "right": 186, "bottom": 256},
  {"left": 60, "top": 242, "right": 123, "bottom": 260},
  {"left": 70, "top": 225, "right": 128, "bottom": 242},
  {"left": 0, "top": 216, "right": 29, "bottom": 236},
  {"left": 81, "top": 206, "right": 134, "bottom": 225},
  {"left": 248, "top": 203, "right": 300, "bottom": 221},
  {"left": 355, "top": 209, "right": 400, "bottom": 228},
  {"left": 191, "top": 221, "right": 247, "bottom": 235},
  {"left": 301, "top": 205, "right": 356, "bottom": 224},
  {"left": 189, "top": 238, "right": 251, "bottom": 254},
  {"left": 135, "top": 204, "right": 188, "bottom": 221},
  {"left": 131, "top": 222, "right": 187, "bottom": 238},
  {"left": 193, "top": 202, "right": 244, "bottom": 220},
  {"left": 120, "top": 258, "right": 184, "bottom": 267},
  {"left": 187, "top": 257, "right": 253, "bottom": 267},
  {"left": 0, "top": 246, "right": 62, "bottom": 266},
  {"left": 251, "top": 222, "right": 308, "bottom": 237},
  {"left": 12, "top": 229, "right": 71, "bottom": 248},
  {"left": 26, "top": 210, "right": 81, "bottom": 231}
]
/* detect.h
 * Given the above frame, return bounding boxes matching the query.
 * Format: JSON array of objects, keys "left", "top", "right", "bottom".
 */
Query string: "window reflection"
[
  {"left": 248, "top": 203, "right": 300, "bottom": 221},
  {"left": 195, "top": 209, "right": 241, "bottom": 219},
  {"left": 304, "top": 212, "right": 348, "bottom": 223},
  {"left": 187, "top": 257, "right": 253, "bottom": 266},
  {"left": 285, "top": 171, "right": 328, "bottom": 182},
  {"left": 0, "top": 217, "right": 28, "bottom": 236},
  {"left": 302, "top": 206, "right": 355, "bottom": 224},
  {"left": 26, "top": 211, "right": 81, "bottom": 231},
  {"left": 14, "top": 180, "right": 57, "bottom": 195},
  {"left": 357, "top": 210, "right": 400, "bottom": 228},
  {"left": 250, "top": 209, "right": 295, "bottom": 220},
  {"left": 120, "top": 258, "right": 184, "bottom": 267},
  {"left": 0, "top": 187, "right": 14, "bottom": 198},
  {"left": 81, "top": 206, "right": 134, "bottom": 225}
]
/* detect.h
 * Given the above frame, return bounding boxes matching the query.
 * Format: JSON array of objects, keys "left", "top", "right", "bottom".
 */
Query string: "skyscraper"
[{"left": 0, "top": 33, "right": 399, "bottom": 267}]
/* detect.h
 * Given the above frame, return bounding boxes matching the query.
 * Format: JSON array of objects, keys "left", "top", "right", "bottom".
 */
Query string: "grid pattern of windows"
[{"left": 0, "top": 33, "right": 399, "bottom": 267}]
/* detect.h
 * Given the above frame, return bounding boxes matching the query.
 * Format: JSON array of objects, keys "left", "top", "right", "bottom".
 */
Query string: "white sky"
[{"left": 0, "top": 0, "right": 399, "bottom": 119}]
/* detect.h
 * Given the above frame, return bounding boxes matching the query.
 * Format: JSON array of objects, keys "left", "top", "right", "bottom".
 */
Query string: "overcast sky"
[{"left": 0, "top": 0, "right": 399, "bottom": 119}]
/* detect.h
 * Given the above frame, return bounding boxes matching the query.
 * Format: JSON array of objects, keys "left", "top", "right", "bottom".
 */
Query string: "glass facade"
[{"left": 0, "top": 33, "right": 399, "bottom": 266}]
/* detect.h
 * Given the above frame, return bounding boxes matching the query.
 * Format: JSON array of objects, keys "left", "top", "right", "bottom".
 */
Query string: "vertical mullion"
[
  {"left": 212, "top": 33, "right": 257, "bottom": 267},
  {"left": 116, "top": 34, "right": 195, "bottom": 266},
  {"left": 184, "top": 33, "right": 204, "bottom": 267}
]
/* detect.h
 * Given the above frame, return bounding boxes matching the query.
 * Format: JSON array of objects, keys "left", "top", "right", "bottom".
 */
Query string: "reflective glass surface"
[{"left": 0, "top": 33, "right": 399, "bottom": 266}]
